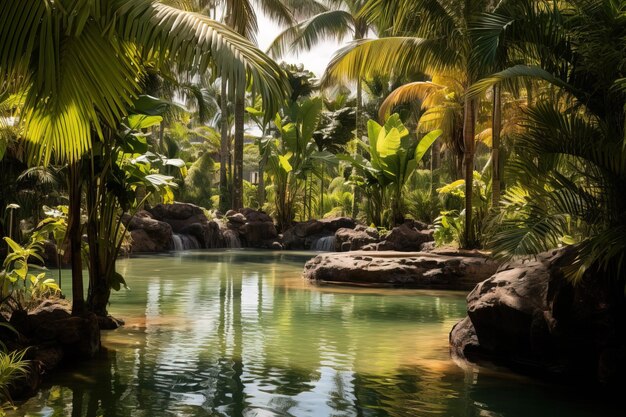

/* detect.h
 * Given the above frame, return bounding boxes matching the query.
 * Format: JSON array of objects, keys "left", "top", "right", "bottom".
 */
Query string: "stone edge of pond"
[{"left": 302, "top": 250, "right": 499, "bottom": 291}]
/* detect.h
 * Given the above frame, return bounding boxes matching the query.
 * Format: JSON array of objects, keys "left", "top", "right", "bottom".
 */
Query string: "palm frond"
[
  {"left": 323, "top": 37, "right": 460, "bottom": 87},
  {"left": 378, "top": 81, "right": 445, "bottom": 121},
  {"left": 267, "top": 10, "right": 354, "bottom": 58}
]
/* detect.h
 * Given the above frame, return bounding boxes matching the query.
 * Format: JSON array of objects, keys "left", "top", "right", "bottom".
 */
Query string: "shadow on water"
[{"left": 9, "top": 251, "right": 623, "bottom": 417}]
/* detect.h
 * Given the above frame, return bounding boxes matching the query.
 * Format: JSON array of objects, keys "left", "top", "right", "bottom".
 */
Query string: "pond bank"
[{"left": 303, "top": 250, "right": 498, "bottom": 290}]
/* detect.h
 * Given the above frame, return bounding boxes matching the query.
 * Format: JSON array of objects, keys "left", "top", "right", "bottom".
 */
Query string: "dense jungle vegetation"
[{"left": 1, "top": 0, "right": 625, "bottom": 407}]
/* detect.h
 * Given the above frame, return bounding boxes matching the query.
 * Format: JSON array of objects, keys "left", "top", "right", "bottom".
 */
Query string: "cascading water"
[
  {"left": 171, "top": 234, "right": 201, "bottom": 251},
  {"left": 223, "top": 230, "right": 242, "bottom": 249},
  {"left": 311, "top": 235, "right": 336, "bottom": 251}
]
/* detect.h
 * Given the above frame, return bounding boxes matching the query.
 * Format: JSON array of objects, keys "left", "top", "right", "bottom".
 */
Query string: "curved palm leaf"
[
  {"left": 267, "top": 10, "right": 354, "bottom": 58},
  {"left": 0, "top": 0, "right": 289, "bottom": 162},
  {"left": 378, "top": 81, "right": 445, "bottom": 121},
  {"left": 323, "top": 37, "right": 461, "bottom": 87}
]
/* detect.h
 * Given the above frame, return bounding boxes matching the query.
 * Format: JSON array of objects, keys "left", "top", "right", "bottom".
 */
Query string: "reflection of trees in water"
[{"left": 14, "top": 252, "right": 519, "bottom": 417}]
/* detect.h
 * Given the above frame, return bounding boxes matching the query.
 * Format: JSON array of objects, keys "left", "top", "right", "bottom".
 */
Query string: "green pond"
[{"left": 9, "top": 251, "right": 618, "bottom": 417}]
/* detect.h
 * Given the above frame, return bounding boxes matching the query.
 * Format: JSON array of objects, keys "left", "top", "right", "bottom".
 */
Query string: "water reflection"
[{"left": 10, "top": 251, "right": 619, "bottom": 417}]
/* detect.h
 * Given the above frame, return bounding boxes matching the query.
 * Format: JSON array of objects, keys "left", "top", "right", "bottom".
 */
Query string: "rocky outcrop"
[
  {"left": 124, "top": 203, "right": 225, "bottom": 252},
  {"left": 225, "top": 208, "right": 279, "bottom": 249},
  {"left": 5, "top": 299, "right": 101, "bottom": 399},
  {"left": 334, "top": 225, "right": 379, "bottom": 251},
  {"left": 283, "top": 217, "right": 356, "bottom": 250},
  {"left": 303, "top": 251, "right": 498, "bottom": 289},
  {"left": 450, "top": 248, "right": 626, "bottom": 384},
  {"left": 148, "top": 203, "right": 222, "bottom": 249},
  {"left": 362, "top": 220, "right": 434, "bottom": 252},
  {"left": 125, "top": 211, "right": 173, "bottom": 252}
]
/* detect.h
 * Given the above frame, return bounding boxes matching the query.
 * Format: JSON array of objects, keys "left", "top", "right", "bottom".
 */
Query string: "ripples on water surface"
[{"left": 10, "top": 251, "right": 619, "bottom": 417}]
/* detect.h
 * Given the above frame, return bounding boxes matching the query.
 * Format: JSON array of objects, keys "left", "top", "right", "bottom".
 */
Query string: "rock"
[
  {"left": 125, "top": 211, "right": 173, "bottom": 253},
  {"left": 241, "top": 208, "right": 273, "bottom": 223},
  {"left": 179, "top": 223, "right": 209, "bottom": 247},
  {"left": 10, "top": 299, "right": 101, "bottom": 361},
  {"left": 239, "top": 221, "right": 278, "bottom": 247},
  {"left": 335, "top": 226, "right": 379, "bottom": 251},
  {"left": 450, "top": 248, "right": 626, "bottom": 384},
  {"left": 97, "top": 315, "right": 125, "bottom": 330},
  {"left": 126, "top": 203, "right": 225, "bottom": 250},
  {"left": 204, "top": 220, "right": 225, "bottom": 249},
  {"left": 271, "top": 241, "right": 283, "bottom": 250},
  {"left": 282, "top": 217, "right": 358, "bottom": 250},
  {"left": 227, "top": 213, "right": 247, "bottom": 225},
  {"left": 378, "top": 222, "right": 434, "bottom": 251},
  {"left": 148, "top": 203, "right": 206, "bottom": 229},
  {"left": 304, "top": 251, "right": 499, "bottom": 289}
]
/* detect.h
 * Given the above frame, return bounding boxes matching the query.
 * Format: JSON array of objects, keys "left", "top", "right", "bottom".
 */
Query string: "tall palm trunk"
[
  {"left": 491, "top": 84, "right": 502, "bottom": 206},
  {"left": 233, "top": 88, "right": 245, "bottom": 209},
  {"left": 219, "top": 79, "right": 230, "bottom": 212},
  {"left": 258, "top": 155, "right": 266, "bottom": 207},
  {"left": 68, "top": 162, "right": 85, "bottom": 315},
  {"left": 463, "top": 96, "right": 476, "bottom": 247},
  {"left": 351, "top": 76, "right": 362, "bottom": 219}
]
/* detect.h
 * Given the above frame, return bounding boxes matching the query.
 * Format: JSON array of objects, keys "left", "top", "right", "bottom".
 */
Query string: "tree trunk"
[
  {"left": 462, "top": 96, "right": 476, "bottom": 248},
  {"left": 491, "top": 84, "right": 502, "bottom": 207},
  {"left": 258, "top": 155, "right": 266, "bottom": 207},
  {"left": 233, "top": 88, "right": 245, "bottom": 210},
  {"left": 219, "top": 79, "right": 230, "bottom": 213},
  {"left": 351, "top": 77, "right": 363, "bottom": 219},
  {"left": 68, "top": 162, "right": 85, "bottom": 316}
]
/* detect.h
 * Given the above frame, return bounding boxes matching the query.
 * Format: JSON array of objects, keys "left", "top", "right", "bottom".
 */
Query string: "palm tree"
[
  {"left": 269, "top": 0, "right": 373, "bottom": 218},
  {"left": 324, "top": 0, "right": 501, "bottom": 246},
  {"left": 468, "top": 0, "right": 626, "bottom": 284},
  {"left": 0, "top": 0, "right": 289, "bottom": 314}
]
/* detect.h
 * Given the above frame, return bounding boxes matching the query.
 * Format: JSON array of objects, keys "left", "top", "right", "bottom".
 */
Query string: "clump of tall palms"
[
  {"left": 471, "top": 0, "right": 626, "bottom": 284},
  {"left": 0, "top": 0, "right": 289, "bottom": 315},
  {"left": 323, "top": 0, "right": 502, "bottom": 247}
]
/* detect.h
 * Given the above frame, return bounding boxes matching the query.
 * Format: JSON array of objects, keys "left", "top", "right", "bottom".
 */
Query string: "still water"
[{"left": 10, "top": 251, "right": 618, "bottom": 417}]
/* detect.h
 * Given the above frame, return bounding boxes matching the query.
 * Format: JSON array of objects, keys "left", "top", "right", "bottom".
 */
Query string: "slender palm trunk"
[
  {"left": 68, "top": 162, "right": 85, "bottom": 315},
  {"left": 258, "top": 155, "right": 266, "bottom": 207},
  {"left": 491, "top": 84, "right": 502, "bottom": 206},
  {"left": 219, "top": 79, "right": 230, "bottom": 212},
  {"left": 233, "top": 88, "right": 245, "bottom": 209},
  {"left": 351, "top": 77, "right": 362, "bottom": 219},
  {"left": 463, "top": 96, "right": 476, "bottom": 247}
]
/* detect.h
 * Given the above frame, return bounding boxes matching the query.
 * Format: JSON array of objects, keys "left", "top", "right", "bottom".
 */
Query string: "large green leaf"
[
  {"left": 299, "top": 97, "right": 323, "bottom": 143},
  {"left": 127, "top": 114, "right": 163, "bottom": 130},
  {"left": 415, "top": 129, "right": 442, "bottom": 162}
]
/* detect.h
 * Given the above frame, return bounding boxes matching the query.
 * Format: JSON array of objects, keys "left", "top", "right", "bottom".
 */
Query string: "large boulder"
[
  {"left": 450, "top": 248, "right": 626, "bottom": 384},
  {"left": 334, "top": 225, "right": 379, "bottom": 251},
  {"left": 148, "top": 203, "right": 208, "bottom": 232},
  {"left": 375, "top": 221, "right": 434, "bottom": 251},
  {"left": 125, "top": 211, "right": 173, "bottom": 253},
  {"left": 10, "top": 299, "right": 101, "bottom": 363},
  {"left": 125, "top": 203, "right": 225, "bottom": 250},
  {"left": 239, "top": 221, "right": 278, "bottom": 248},
  {"left": 283, "top": 217, "right": 357, "bottom": 250},
  {"left": 304, "top": 251, "right": 498, "bottom": 289}
]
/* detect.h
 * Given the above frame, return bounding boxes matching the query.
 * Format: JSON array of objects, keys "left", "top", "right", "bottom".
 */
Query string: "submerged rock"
[
  {"left": 303, "top": 251, "right": 498, "bottom": 289},
  {"left": 450, "top": 248, "right": 626, "bottom": 384}
]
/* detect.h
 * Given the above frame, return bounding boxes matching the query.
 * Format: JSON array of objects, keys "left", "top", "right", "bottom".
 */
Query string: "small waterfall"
[
  {"left": 312, "top": 235, "right": 336, "bottom": 251},
  {"left": 171, "top": 234, "right": 183, "bottom": 251},
  {"left": 171, "top": 234, "right": 200, "bottom": 251},
  {"left": 223, "top": 230, "right": 242, "bottom": 249}
]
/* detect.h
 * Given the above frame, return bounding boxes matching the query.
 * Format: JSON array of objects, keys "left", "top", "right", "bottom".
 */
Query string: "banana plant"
[
  {"left": 339, "top": 114, "right": 441, "bottom": 227},
  {"left": 262, "top": 97, "right": 335, "bottom": 230}
]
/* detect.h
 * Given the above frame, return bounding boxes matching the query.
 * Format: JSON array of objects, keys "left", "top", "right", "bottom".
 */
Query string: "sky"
[{"left": 255, "top": 10, "right": 349, "bottom": 77}]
